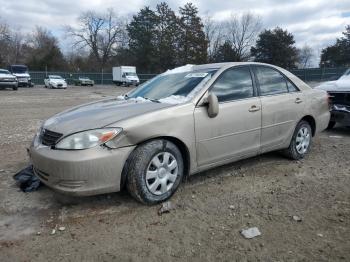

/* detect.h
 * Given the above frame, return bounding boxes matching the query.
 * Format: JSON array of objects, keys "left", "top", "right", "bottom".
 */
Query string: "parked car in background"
[
  {"left": 315, "top": 69, "right": 350, "bottom": 128},
  {"left": 113, "top": 66, "right": 140, "bottom": 86},
  {"left": 29, "top": 62, "right": 330, "bottom": 204},
  {"left": 8, "top": 65, "right": 32, "bottom": 87},
  {"left": 44, "top": 75, "right": 67, "bottom": 89},
  {"left": 73, "top": 77, "right": 94, "bottom": 86},
  {"left": 0, "top": 69, "right": 18, "bottom": 90}
]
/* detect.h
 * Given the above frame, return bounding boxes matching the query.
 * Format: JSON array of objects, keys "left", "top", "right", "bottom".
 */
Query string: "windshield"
[
  {"left": 11, "top": 66, "right": 28, "bottom": 73},
  {"left": 49, "top": 75, "right": 63, "bottom": 79},
  {"left": 128, "top": 69, "right": 217, "bottom": 101},
  {"left": 0, "top": 69, "right": 10, "bottom": 74},
  {"left": 126, "top": 72, "right": 137, "bottom": 77},
  {"left": 79, "top": 77, "right": 89, "bottom": 80}
]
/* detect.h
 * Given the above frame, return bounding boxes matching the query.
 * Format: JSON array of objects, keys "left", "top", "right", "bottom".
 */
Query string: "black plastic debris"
[{"left": 13, "top": 165, "right": 42, "bottom": 192}]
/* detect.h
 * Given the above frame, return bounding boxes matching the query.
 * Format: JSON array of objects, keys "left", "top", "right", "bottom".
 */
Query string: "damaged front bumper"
[
  {"left": 28, "top": 136, "right": 135, "bottom": 196},
  {"left": 331, "top": 104, "right": 350, "bottom": 126}
]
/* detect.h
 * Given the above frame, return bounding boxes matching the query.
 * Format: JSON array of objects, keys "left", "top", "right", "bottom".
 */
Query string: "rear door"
[
  {"left": 194, "top": 66, "right": 262, "bottom": 167},
  {"left": 253, "top": 65, "right": 305, "bottom": 153}
]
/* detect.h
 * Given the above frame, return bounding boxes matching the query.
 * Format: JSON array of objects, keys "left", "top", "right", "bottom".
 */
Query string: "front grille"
[
  {"left": 328, "top": 92, "right": 350, "bottom": 107},
  {"left": 40, "top": 129, "right": 63, "bottom": 146},
  {"left": 0, "top": 78, "right": 16, "bottom": 82}
]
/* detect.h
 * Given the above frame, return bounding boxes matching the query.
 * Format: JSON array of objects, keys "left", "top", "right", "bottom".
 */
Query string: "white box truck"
[{"left": 112, "top": 66, "right": 140, "bottom": 86}]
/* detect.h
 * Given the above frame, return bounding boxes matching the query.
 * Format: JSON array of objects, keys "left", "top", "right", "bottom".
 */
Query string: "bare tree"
[
  {"left": 0, "top": 19, "right": 11, "bottom": 66},
  {"left": 9, "top": 31, "right": 25, "bottom": 64},
  {"left": 224, "top": 12, "right": 262, "bottom": 61},
  {"left": 298, "top": 44, "right": 314, "bottom": 68},
  {"left": 65, "top": 9, "right": 127, "bottom": 69},
  {"left": 203, "top": 13, "right": 224, "bottom": 62}
]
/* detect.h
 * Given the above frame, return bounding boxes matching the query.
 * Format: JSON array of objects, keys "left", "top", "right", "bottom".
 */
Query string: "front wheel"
[
  {"left": 283, "top": 120, "right": 312, "bottom": 160},
  {"left": 126, "top": 140, "right": 184, "bottom": 204}
]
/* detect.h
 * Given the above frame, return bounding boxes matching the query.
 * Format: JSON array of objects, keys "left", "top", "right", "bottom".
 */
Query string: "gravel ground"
[{"left": 0, "top": 85, "right": 349, "bottom": 261}]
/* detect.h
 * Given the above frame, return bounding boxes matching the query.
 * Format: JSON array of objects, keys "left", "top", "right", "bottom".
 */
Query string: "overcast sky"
[{"left": 1, "top": 0, "right": 350, "bottom": 64}]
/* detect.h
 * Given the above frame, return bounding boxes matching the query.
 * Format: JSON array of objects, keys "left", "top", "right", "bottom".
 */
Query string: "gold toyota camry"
[{"left": 29, "top": 62, "right": 330, "bottom": 204}]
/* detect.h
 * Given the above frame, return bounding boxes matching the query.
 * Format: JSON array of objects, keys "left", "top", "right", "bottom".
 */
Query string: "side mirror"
[{"left": 207, "top": 93, "right": 219, "bottom": 118}]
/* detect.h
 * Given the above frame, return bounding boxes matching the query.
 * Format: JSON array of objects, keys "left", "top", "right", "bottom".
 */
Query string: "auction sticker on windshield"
[{"left": 185, "top": 73, "right": 208, "bottom": 78}]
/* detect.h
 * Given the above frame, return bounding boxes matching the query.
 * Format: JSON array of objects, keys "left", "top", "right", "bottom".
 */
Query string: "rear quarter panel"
[{"left": 302, "top": 88, "right": 330, "bottom": 134}]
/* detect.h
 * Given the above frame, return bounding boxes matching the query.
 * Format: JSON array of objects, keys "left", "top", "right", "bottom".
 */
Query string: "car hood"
[
  {"left": 13, "top": 73, "right": 30, "bottom": 77},
  {"left": 0, "top": 73, "right": 16, "bottom": 79},
  {"left": 50, "top": 79, "right": 66, "bottom": 84},
  {"left": 43, "top": 98, "right": 172, "bottom": 135},
  {"left": 315, "top": 78, "right": 350, "bottom": 92}
]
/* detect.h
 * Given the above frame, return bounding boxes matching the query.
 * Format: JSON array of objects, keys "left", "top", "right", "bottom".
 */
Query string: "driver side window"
[{"left": 211, "top": 67, "right": 254, "bottom": 103}]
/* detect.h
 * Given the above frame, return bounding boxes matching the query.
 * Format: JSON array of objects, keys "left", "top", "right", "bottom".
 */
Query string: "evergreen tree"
[
  {"left": 127, "top": 7, "right": 158, "bottom": 73},
  {"left": 177, "top": 3, "right": 207, "bottom": 65},
  {"left": 320, "top": 25, "right": 350, "bottom": 67},
  {"left": 212, "top": 41, "right": 239, "bottom": 62},
  {"left": 154, "top": 2, "right": 180, "bottom": 71},
  {"left": 251, "top": 27, "right": 298, "bottom": 69}
]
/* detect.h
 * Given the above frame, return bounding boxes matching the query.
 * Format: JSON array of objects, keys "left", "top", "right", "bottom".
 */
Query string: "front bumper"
[
  {"left": 0, "top": 81, "right": 17, "bottom": 87},
  {"left": 331, "top": 110, "right": 350, "bottom": 125},
  {"left": 29, "top": 140, "right": 135, "bottom": 196},
  {"left": 17, "top": 78, "right": 31, "bottom": 86},
  {"left": 330, "top": 104, "right": 350, "bottom": 125},
  {"left": 51, "top": 83, "right": 67, "bottom": 89}
]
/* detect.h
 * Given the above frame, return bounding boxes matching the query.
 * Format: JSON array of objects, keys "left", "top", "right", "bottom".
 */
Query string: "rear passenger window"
[
  {"left": 255, "top": 66, "right": 288, "bottom": 95},
  {"left": 211, "top": 67, "right": 254, "bottom": 102}
]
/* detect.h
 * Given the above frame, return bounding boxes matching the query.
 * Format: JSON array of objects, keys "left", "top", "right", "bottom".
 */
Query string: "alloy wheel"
[{"left": 295, "top": 126, "right": 310, "bottom": 154}]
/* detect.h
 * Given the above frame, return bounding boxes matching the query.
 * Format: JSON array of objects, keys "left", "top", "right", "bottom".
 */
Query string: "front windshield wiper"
[{"left": 144, "top": 97, "right": 160, "bottom": 103}]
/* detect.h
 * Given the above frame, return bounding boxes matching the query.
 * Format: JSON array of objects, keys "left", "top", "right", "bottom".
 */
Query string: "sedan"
[
  {"left": 44, "top": 75, "right": 67, "bottom": 89},
  {"left": 74, "top": 77, "right": 94, "bottom": 86},
  {"left": 29, "top": 62, "right": 330, "bottom": 204}
]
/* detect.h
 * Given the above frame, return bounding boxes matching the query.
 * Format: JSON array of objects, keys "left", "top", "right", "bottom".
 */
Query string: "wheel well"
[
  {"left": 301, "top": 115, "right": 316, "bottom": 136},
  {"left": 120, "top": 136, "right": 191, "bottom": 189}
]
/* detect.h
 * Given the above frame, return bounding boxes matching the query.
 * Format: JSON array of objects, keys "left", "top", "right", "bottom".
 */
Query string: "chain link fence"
[
  {"left": 29, "top": 67, "right": 349, "bottom": 86},
  {"left": 29, "top": 71, "right": 157, "bottom": 85}
]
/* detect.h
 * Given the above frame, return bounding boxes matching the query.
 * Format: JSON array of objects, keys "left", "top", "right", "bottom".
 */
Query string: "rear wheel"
[
  {"left": 126, "top": 139, "right": 184, "bottom": 204},
  {"left": 283, "top": 120, "right": 312, "bottom": 160}
]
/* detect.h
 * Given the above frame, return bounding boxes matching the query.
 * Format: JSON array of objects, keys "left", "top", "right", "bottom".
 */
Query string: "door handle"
[
  {"left": 295, "top": 98, "right": 303, "bottom": 104},
  {"left": 249, "top": 105, "right": 261, "bottom": 112}
]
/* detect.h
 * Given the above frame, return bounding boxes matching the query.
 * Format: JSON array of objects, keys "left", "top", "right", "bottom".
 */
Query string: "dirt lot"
[{"left": 0, "top": 85, "right": 349, "bottom": 261}]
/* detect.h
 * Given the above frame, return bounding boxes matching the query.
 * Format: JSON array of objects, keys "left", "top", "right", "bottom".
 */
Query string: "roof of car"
[{"left": 192, "top": 62, "right": 283, "bottom": 70}]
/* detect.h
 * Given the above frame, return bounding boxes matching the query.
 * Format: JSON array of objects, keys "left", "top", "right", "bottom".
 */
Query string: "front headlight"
[{"left": 55, "top": 128, "right": 122, "bottom": 150}]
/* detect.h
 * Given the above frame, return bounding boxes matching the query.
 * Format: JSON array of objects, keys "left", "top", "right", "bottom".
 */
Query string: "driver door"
[{"left": 194, "top": 66, "right": 262, "bottom": 168}]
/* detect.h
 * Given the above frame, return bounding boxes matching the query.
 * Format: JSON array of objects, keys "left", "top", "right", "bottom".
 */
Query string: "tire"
[
  {"left": 13, "top": 86, "right": 18, "bottom": 90},
  {"left": 326, "top": 120, "right": 336, "bottom": 130},
  {"left": 126, "top": 139, "right": 184, "bottom": 204},
  {"left": 283, "top": 120, "right": 312, "bottom": 160}
]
